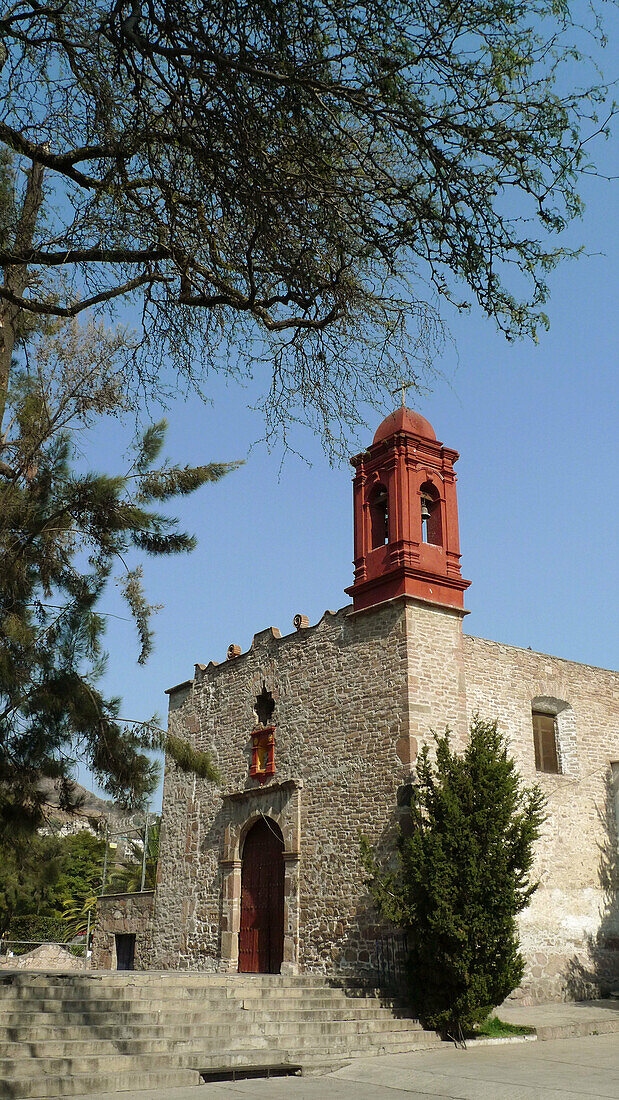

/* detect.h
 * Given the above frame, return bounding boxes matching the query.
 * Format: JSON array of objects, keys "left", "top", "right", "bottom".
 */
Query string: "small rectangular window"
[{"left": 532, "top": 711, "right": 560, "bottom": 774}]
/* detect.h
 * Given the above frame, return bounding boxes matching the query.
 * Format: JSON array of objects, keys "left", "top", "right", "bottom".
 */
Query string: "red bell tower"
[{"left": 345, "top": 407, "right": 470, "bottom": 612}]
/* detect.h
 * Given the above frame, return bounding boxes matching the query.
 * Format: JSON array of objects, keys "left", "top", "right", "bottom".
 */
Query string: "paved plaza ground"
[
  {"left": 72, "top": 1031, "right": 619, "bottom": 1100},
  {"left": 67, "top": 999, "right": 619, "bottom": 1100}
]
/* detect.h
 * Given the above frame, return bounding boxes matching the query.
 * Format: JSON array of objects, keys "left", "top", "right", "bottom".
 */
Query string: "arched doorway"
[{"left": 239, "top": 818, "right": 284, "bottom": 973}]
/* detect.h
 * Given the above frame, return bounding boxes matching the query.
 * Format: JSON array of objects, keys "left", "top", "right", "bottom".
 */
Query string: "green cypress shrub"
[{"left": 362, "top": 717, "right": 546, "bottom": 1037}]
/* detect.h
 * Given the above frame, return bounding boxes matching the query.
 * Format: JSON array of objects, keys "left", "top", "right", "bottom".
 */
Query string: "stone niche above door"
[{"left": 219, "top": 778, "right": 302, "bottom": 974}]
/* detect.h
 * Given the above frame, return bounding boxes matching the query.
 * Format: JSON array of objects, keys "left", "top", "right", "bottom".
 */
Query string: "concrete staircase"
[{"left": 0, "top": 970, "right": 440, "bottom": 1098}]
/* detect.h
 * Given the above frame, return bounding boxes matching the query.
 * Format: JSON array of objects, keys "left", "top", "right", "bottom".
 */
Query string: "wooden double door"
[{"left": 238, "top": 818, "right": 284, "bottom": 974}]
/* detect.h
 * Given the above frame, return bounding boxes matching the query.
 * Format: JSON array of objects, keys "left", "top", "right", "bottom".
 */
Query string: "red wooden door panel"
[{"left": 239, "top": 819, "right": 284, "bottom": 973}]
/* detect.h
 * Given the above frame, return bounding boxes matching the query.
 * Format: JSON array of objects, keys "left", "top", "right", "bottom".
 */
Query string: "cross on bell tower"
[
  {"left": 391, "top": 377, "right": 415, "bottom": 409},
  {"left": 345, "top": 407, "right": 470, "bottom": 612}
]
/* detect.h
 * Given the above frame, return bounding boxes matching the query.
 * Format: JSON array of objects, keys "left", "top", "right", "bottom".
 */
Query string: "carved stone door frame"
[{"left": 219, "top": 778, "right": 302, "bottom": 974}]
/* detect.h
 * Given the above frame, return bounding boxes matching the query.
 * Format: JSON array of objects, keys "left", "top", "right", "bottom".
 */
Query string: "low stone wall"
[
  {"left": 91, "top": 891, "right": 154, "bottom": 970},
  {"left": 0, "top": 943, "right": 87, "bottom": 971}
]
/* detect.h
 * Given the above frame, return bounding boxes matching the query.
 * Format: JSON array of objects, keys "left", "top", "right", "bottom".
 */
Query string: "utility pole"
[
  {"left": 140, "top": 804, "right": 150, "bottom": 892},
  {"left": 101, "top": 819, "right": 109, "bottom": 895}
]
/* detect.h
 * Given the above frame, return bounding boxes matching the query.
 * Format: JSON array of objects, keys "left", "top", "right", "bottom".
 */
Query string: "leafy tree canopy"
[
  {"left": 53, "top": 831, "right": 106, "bottom": 909},
  {"left": 0, "top": 831, "right": 65, "bottom": 938},
  {"left": 0, "top": 0, "right": 613, "bottom": 451},
  {"left": 0, "top": 827, "right": 105, "bottom": 940},
  {"left": 362, "top": 717, "right": 546, "bottom": 1036}
]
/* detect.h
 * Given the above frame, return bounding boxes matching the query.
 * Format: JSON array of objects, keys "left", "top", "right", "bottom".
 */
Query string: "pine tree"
[
  {"left": 0, "top": 159, "right": 232, "bottom": 835},
  {"left": 0, "top": 379, "right": 230, "bottom": 833},
  {"left": 362, "top": 717, "right": 546, "bottom": 1036}
]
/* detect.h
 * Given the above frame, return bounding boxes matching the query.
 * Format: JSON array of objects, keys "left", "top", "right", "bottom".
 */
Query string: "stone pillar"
[
  {"left": 282, "top": 850, "right": 301, "bottom": 973},
  {"left": 219, "top": 857, "right": 242, "bottom": 971}
]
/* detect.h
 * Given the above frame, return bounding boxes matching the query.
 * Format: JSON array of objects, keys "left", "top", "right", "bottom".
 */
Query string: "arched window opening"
[
  {"left": 531, "top": 697, "right": 576, "bottom": 776},
  {"left": 369, "top": 484, "right": 389, "bottom": 548},
  {"left": 532, "top": 711, "right": 560, "bottom": 773},
  {"left": 420, "top": 482, "right": 442, "bottom": 545},
  {"left": 529, "top": 695, "right": 576, "bottom": 774}
]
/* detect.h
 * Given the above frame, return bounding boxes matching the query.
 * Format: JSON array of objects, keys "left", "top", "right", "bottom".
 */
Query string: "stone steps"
[
  {"left": 0, "top": 971, "right": 439, "bottom": 1097},
  {"left": 0, "top": 981, "right": 349, "bottom": 998},
  {"left": 0, "top": 1004, "right": 404, "bottom": 1034},
  {"left": 0, "top": 998, "right": 401, "bottom": 1023},
  {"left": 0, "top": 1016, "right": 425, "bottom": 1055},
  {"left": 0, "top": 1025, "right": 436, "bottom": 1072},
  {"left": 0, "top": 1011, "right": 401, "bottom": 1034},
  {"left": 2, "top": 1067, "right": 201, "bottom": 1099},
  {"left": 0, "top": 1022, "right": 426, "bottom": 1059},
  {"left": 0, "top": 1034, "right": 437, "bottom": 1087},
  {"left": 0, "top": 1015, "right": 411, "bottom": 1039},
  {"left": 5, "top": 985, "right": 388, "bottom": 1002},
  {"left": 0, "top": 998, "right": 380, "bottom": 1018},
  {"left": 0, "top": 980, "right": 372, "bottom": 995}
]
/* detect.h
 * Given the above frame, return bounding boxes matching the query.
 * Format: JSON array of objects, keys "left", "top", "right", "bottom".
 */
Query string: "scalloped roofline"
[
  {"left": 165, "top": 602, "right": 618, "bottom": 697},
  {"left": 165, "top": 604, "right": 352, "bottom": 695}
]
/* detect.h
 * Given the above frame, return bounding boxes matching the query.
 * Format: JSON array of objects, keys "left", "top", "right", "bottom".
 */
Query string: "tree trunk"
[{"left": 0, "top": 158, "right": 45, "bottom": 430}]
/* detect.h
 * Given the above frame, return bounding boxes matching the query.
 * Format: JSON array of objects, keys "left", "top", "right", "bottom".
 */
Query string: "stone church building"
[{"left": 95, "top": 408, "right": 619, "bottom": 1002}]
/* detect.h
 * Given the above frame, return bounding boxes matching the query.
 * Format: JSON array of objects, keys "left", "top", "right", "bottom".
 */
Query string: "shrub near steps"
[{"left": 0, "top": 970, "right": 440, "bottom": 1098}]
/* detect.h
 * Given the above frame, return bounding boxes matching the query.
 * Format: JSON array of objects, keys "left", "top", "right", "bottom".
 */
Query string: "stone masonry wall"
[
  {"left": 147, "top": 593, "right": 618, "bottom": 1002},
  {"left": 148, "top": 596, "right": 466, "bottom": 975},
  {"left": 464, "top": 636, "right": 619, "bottom": 1002},
  {"left": 149, "top": 601, "right": 408, "bottom": 973},
  {"left": 405, "top": 599, "right": 469, "bottom": 754},
  {"left": 92, "top": 891, "right": 154, "bottom": 970}
]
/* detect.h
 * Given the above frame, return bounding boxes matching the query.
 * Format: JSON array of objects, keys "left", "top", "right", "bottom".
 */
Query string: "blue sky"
[{"left": 76, "top": 42, "right": 618, "bottom": 811}]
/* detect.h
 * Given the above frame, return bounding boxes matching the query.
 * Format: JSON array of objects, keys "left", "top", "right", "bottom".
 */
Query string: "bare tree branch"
[{"left": 0, "top": 0, "right": 613, "bottom": 451}]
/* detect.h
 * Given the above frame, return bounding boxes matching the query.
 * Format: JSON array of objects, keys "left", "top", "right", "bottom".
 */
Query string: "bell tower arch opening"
[
  {"left": 238, "top": 817, "right": 284, "bottom": 974},
  {"left": 369, "top": 483, "right": 389, "bottom": 547},
  {"left": 420, "top": 481, "right": 442, "bottom": 546}
]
